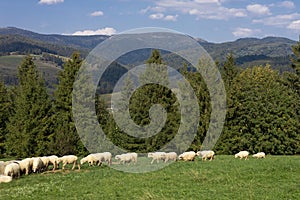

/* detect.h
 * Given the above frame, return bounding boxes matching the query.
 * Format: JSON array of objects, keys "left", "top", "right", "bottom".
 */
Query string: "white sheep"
[
  {"left": 178, "top": 151, "right": 196, "bottom": 161},
  {"left": 57, "top": 155, "right": 80, "bottom": 170},
  {"left": 252, "top": 152, "right": 265, "bottom": 159},
  {"left": 148, "top": 152, "right": 166, "bottom": 164},
  {"left": 196, "top": 150, "right": 215, "bottom": 161},
  {"left": 40, "top": 156, "right": 50, "bottom": 171},
  {"left": 32, "top": 157, "right": 44, "bottom": 173},
  {"left": 94, "top": 152, "right": 112, "bottom": 166},
  {"left": 0, "top": 161, "right": 8, "bottom": 175},
  {"left": 115, "top": 152, "right": 137, "bottom": 165},
  {"left": 47, "top": 155, "right": 58, "bottom": 171},
  {"left": 16, "top": 158, "right": 33, "bottom": 175},
  {"left": 4, "top": 163, "right": 20, "bottom": 178},
  {"left": 164, "top": 152, "right": 177, "bottom": 162},
  {"left": 235, "top": 151, "right": 249, "bottom": 160},
  {"left": 0, "top": 175, "right": 12, "bottom": 183},
  {"left": 80, "top": 154, "right": 98, "bottom": 166}
]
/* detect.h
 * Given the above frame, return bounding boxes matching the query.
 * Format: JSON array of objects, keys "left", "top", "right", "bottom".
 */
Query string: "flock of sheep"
[{"left": 0, "top": 150, "right": 265, "bottom": 183}]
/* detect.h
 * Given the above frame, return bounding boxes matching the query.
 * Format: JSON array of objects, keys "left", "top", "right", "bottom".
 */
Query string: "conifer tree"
[
  {"left": 51, "top": 52, "right": 86, "bottom": 155},
  {"left": 0, "top": 82, "right": 11, "bottom": 156},
  {"left": 6, "top": 56, "right": 52, "bottom": 157}
]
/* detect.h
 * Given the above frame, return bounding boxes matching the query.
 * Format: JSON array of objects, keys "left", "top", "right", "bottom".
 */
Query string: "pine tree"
[
  {"left": 126, "top": 49, "right": 180, "bottom": 152},
  {"left": 5, "top": 56, "right": 52, "bottom": 157},
  {"left": 0, "top": 82, "right": 12, "bottom": 156},
  {"left": 290, "top": 40, "right": 300, "bottom": 95},
  {"left": 51, "top": 52, "right": 87, "bottom": 156}
]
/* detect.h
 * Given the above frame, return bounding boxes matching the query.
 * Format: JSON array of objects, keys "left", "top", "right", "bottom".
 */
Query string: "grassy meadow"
[{"left": 0, "top": 155, "right": 299, "bottom": 200}]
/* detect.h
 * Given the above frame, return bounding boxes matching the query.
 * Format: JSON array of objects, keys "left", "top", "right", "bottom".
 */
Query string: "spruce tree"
[
  {"left": 0, "top": 82, "right": 11, "bottom": 156},
  {"left": 51, "top": 52, "right": 87, "bottom": 156},
  {"left": 5, "top": 56, "right": 52, "bottom": 157}
]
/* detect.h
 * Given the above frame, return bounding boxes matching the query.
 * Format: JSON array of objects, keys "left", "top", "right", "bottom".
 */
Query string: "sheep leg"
[{"left": 72, "top": 162, "right": 76, "bottom": 170}]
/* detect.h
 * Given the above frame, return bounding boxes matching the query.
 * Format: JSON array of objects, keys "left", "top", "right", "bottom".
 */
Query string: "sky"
[{"left": 0, "top": 0, "right": 299, "bottom": 42}]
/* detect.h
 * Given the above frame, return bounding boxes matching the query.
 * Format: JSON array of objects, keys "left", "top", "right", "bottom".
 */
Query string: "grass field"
[{"left": 0, "top": 155, "right": 299, "bottom": 200}]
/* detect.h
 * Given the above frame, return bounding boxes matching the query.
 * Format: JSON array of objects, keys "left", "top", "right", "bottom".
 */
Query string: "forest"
[{"left": 0, "top": 40, "right": 299, "bottom": 158}]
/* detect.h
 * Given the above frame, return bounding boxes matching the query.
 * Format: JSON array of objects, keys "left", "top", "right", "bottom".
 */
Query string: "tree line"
[{"left": 0, "top": 41, "right": 299, "bottom": 158}]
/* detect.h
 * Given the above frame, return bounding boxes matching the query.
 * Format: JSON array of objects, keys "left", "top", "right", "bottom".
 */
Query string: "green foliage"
[
  {"left": 5, "top": 56, "right": 52, "bottom": 157},
  {"left": 50, "top": 52, "right": 87, "bottom": 156},
  {"left": 217, "top": 65, "right": 300, "bottom": 154},
  {"left": 0, "top": 82, "right": 12, "bottom": 156}
]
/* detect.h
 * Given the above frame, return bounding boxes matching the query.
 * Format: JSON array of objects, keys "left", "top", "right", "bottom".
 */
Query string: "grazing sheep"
[
  {"left": 178, "top": 151, "right": 196, "bottom": 161},
  {"left": 16, "top": 158, "right": 33, "bottom": 175},
  {"left": 40, "top": 157, "right": 50, "bottom": 171},
  {"left": 57, "top": 155, "right": 80, "bottom": 170},
  {"left": 47, "top": 155, "right": 58, "bottom": 171},
  {"left": 196, "top": 150, "right": 215, "bottom": 161},
  {"left": 0, "top": 161, "right": 8, "bottom": 175},
  {"left": 115, "top": 153, "right": 137, "bottom": 165},
  {"left": 164, "top": 152, "right": 177, "bottom": 162},
  {"left": 80, "top": 155, "right": 98, "bottom": 166},
  {"left": 0, "top": 175, "right": 12, "bottom": 183},
  {"left": 148, "top": 152, "right": 166, "bottom": 164},
  {"left": 235, "top": 151, "right": 249, "bottom": 160},
  {"left": 94, "top": 152, "right": 112, "bottom": 166},
  {"left": 4, "top": 163, "right": 20, "bottom": 178},
  {"left": 32, "top": 157, "right": 44, "bottom": 173},
  {"left": 253, "top": 152, "right": 265, "bottom": 159}
]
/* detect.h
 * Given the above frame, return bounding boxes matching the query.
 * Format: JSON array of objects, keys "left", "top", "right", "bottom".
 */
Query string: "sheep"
[
  {"left": 47, "top": 155, "right": 58, "bottom": 171},
  {"left": 4, "top": 163, "right": 20, "bottom": 178},
  {"left": 57, "top": 155, "right": 80, "bottom": 170},
  {"left": 178, "top": 151, "right": 196, "bottom": 161},
  {"left": 0, "top": 161, "right": 8, "bottom": 175},
  {"left": 0, "top": 175, "right": 12, "bottom": 183},
  {"left": 252, "top": 152, "right": 265, "bottom": 159},
  {"left": 93, "top": 152, "right": 112, "bottom": 166},
  {"left": 80, "top": 154, "right": 98, "bottom": 166},
  {"left": 235, "top": 151, "right": 249, "bottom": 160},
  {"left": 16, "top": 158, "right": 33, "bottom": 175},
  {"left": 164, "top": 152, "right": 177, "bottom": 162},
  {"left": 40, "top": 156, "right": 50, "bottom": 171},
  {"left": 148, "top": 152, "right": 166, "bottom": 164},
  {"left": 32, "top": 157, "right": 44, "bottom": 173},
  {"left": 115, "top": 152, "right": 137, "bottom": 165},
  {"left": 196, "top": 150, "right": 215, "bottom": 161}
]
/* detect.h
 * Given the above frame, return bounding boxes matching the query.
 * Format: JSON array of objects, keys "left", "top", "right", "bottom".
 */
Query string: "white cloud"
[
  {"left": 246, "top": 4, "right": 271, "bottom": 16},
  {"left": 140, "top": 6, "right": 166, "bottom": 14},
  {"left": 90, "top": 11, "right": 104, "bottom": 17},
  {"left": 149, "top": 13, "right": 164, "bottom": 20},
  {"left": 232, "top": 27, "right": 261, "bottom": 37},
  {"left": 278, "top": 1, "right": 295, "bottom": 9},
  {"left": 287, "top": 20, "right": 300, "bottom": 30},
  {"left": 150, "top": 0, "right": 247, "bottom": 20},
  {"left": 149, "top": 13, "right": 178, "bottom": 21},
  {"left": 72, "top": 28, "right": 116, "bottom": 36},
  {"left": 253, "top": 13, "right": 300, "bottom": 27},
  {"left": 38, "top": 0, "right": 64, "bottom": 5},
  {"left": 164, "top": 14, "right": 178, "bottom": 21}
]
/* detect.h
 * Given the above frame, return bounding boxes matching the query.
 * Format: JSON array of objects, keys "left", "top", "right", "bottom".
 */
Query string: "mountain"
[
  {"left": 0, "top": 27, "right": 108, "bottom": 50},
  {"left": 0, "top": 27, "right": 298, "bottom": 93}
]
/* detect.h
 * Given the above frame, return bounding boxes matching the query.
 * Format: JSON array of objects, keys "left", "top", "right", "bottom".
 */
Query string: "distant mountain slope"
[
  {"left": 0, "top": 27, "right": 298, "bottom": 93},
  {"left": 0, "top": 27, "right": 108, "bottom": 50}
]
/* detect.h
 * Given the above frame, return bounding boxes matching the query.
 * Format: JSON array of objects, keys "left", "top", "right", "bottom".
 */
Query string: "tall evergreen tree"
[
  {"left": 5, "top": 56, "right": 52, "bottom": 157},
  {"left": 0, "top": 82, "right": 12, "bottom": 156},
  {"left": 51, "top": 52, "right": 86, "bottom": 156}
]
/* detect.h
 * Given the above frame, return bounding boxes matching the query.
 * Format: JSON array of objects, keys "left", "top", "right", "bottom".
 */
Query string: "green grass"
[{"left": 0, "top": 156, "right": 299, "bottom": 200}]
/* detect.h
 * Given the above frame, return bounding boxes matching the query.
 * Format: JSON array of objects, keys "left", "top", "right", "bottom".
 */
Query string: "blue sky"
[{"left": 0, "top": 0, "right": 299, "bottom": 42}]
